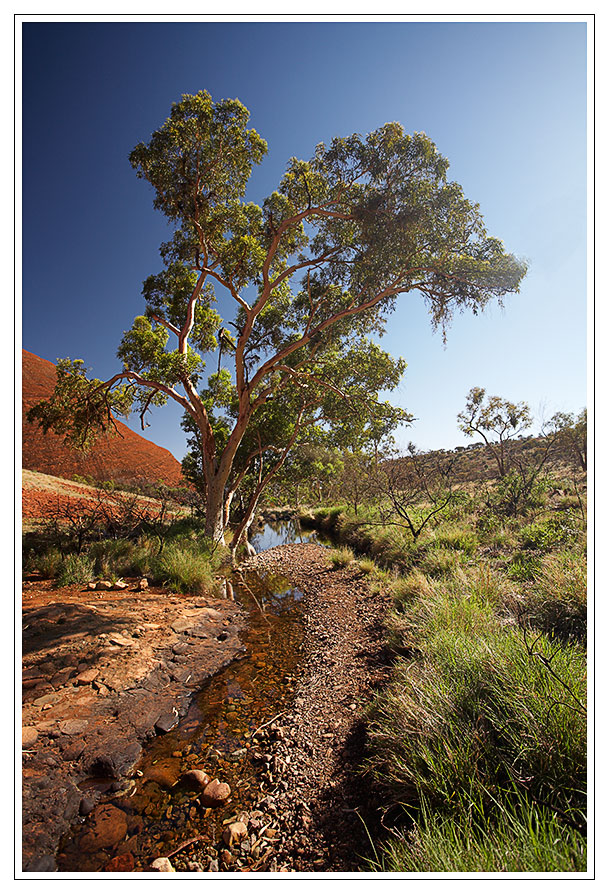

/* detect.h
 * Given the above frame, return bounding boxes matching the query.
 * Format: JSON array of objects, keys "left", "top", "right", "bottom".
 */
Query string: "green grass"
[
  {"left": 369, "top": 793, "right": 586, "bottom": 872},
  {"left": 327, "top": 546, "right": 355, "bottom": 568},
  {"left": 55, "top": 554, "right": 95, "bottom": 587}
]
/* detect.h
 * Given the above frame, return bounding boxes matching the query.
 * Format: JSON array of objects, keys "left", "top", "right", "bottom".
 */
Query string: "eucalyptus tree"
[
  {"left": 457, "top": 386, "right": 533, "bottom": 477},
  {"left": 29, "top": 91, "right": 527, "bottom": 551}
]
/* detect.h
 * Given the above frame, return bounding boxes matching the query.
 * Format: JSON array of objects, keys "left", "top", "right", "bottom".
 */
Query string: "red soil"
[
  {"left": 22, "top": 350, "right": 184, "bottom": 488},
  {"left": 21, "top": 471, "right": 179, "bottom": 523}
]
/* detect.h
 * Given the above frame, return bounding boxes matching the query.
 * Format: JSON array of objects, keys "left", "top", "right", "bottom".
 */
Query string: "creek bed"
[{"left": 56, "top": 522, "right": 325, "bottom": 872}]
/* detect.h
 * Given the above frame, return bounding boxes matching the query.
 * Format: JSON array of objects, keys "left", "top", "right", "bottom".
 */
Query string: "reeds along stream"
[{"left": 57, "top": 521, "right": 323, "bottom": 872}]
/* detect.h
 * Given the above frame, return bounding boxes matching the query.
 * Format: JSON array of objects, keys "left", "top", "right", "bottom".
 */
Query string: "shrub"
[
  {"left": 27, "top": 547, "right": 63, "bottom": 579},
  {"left": 150, "top": 542, "right": 214, "bottom": 595},
  {"left": 519, "top": 511, "right": 582, "bottom": 552},
  {"left": 327, "top": 547, "right": 354, "bottom": 569},
  {"left": 56, "top": 554, "right": 95, "bottom": 587}
]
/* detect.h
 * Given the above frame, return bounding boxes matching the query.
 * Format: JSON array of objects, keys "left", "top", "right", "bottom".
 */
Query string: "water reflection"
[{"left": 250, "top": 518, "right": 327, "bottom": 552}]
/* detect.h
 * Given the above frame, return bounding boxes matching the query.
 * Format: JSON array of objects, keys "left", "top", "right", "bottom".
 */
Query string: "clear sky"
[{"left": 21, "top": 19, "right": 589, "bottom": 462}]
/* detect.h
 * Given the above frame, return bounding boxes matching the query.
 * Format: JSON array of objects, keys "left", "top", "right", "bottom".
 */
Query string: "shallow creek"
[{"left": 57, "top": 520, "right": 327, "bottom": 872}]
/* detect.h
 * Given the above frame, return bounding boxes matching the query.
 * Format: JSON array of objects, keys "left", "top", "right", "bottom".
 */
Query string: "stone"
[
  {"left": 96, "top": 580, "right": 114, "bottom": 591},
  {"left": 113, "top": 580, "right": 128, "bottom": 590},
  {"left": 145, "top": 759, "right": 180, "bottom": 789},
  {"left": 109, "top": 633, "right": 133, "bottom": 647},
  {"left": 181, "top": 768, "right": 211, "bottom": 790},
  {"left": 22, "top": 727, "right": 38, "bottom": 747},
  {"left": 80, "top": 804, "right": 128, "bottom": 851},
  {"left": 105, "top": 853, "right": 135, "bottom": 871},
  {"left": 76, "top": 668, "right": 99, "bottom": 685},
  {"left": 151, "top": 857, "right": 175, "bottom": 872},
  {"left": 222, "top": 821, "right": 248, "bottom": 848},
  {"left": 79, "top": 796, "right": 96, "bottom": 816},
  {"left": 155, "top": 708, "right": 179, "bottom": 734},
  {"left": 33, "top": 692, "right": 62, "bottom": 707},
  {"left": 59, "top": 719, "right": 89, "bottom": 736},
  {"left": 51, "top": 667, "right": 76, "bottom": 687},
  {"left": 138, "top": 579, "right": 149, "bottom": 591},
  {"left": 201, "top": 778, "right": 231, "bottom": 807}
]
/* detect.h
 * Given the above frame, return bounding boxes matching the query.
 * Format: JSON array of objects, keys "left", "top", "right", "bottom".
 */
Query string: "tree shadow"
[{"left": 22, "top": 602, "right": 133, "bottom": 657}]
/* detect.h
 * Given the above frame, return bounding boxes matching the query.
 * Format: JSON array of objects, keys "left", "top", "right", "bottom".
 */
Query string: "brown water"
[{"left": 57, "top": 557, "right": 308, "bottom": 871}]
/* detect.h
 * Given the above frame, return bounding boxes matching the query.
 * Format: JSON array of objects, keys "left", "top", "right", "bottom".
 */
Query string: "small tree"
[
  {"left": 457, "top": 386, "right": 532, "bottom": 478},
  {"left": 549, "top": 409, "right": 587, "bottom": 472},
  {"left": 29, "top": 91, "right": 527, "bottom": 554},
  {"left": 376, "top": 443, "right": 457, "bottom": 542}
]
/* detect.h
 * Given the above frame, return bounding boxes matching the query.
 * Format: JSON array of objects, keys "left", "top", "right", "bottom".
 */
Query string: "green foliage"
[
  {"left": 150, "top": 541, "right": 216, "bottom": 595},
  {"left": 519, "top": 511, "right": 581, "bottom": 551},
  {"left": 56, "top": 554, "right": 95, "bottom": 587},
  {"left": 508, "top": 550, "right": 542, "bottom": 581},
  {"left": 371, "top": 793, "right": 586, "bottom": 872},
  {"left": 458, "top": 386, "right": 532, "bottom": 477},
  {"left": 28, "top": 90, "right": 526, "bottom": 542},
  {"left": 327, "top": 547, "right": 355, "bottom": 568}
]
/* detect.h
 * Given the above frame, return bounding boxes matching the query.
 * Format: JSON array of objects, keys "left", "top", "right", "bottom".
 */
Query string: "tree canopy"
[{"left": 29, "top": 90, "right": 527, "bottom": 551}]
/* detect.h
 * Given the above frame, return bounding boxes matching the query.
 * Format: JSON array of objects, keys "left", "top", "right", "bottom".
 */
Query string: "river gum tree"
[{"left": 29, "top": 91, "right": 527, "bottom": 552}]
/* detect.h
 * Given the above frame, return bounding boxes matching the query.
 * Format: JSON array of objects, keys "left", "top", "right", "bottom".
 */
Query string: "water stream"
[{"left": 57, "top": 519, "right": 327, "bottom": 871}]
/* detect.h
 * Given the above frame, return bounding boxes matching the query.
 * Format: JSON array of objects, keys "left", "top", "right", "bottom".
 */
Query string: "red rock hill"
[{"left": 22, "top": 349, "right": 184, "bottom": 487}]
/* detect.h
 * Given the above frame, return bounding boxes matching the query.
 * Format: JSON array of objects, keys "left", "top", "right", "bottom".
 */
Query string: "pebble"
[
  {"left": 181, "top": 768, "right": 211, "bottom": 790},
  {"left": 151, "top": 857, "right": 175, "bottom": 872},
  {"left": 22, "top": 727, "right": 38, "bottom": 748},
  {"left": 201, "top": 779, "right": 231, "bottom": 807}
]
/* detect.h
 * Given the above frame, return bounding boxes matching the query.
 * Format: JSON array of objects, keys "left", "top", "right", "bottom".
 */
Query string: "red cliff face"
[{"left": 22, "top": 350, "right": 184, "bottom": 488}]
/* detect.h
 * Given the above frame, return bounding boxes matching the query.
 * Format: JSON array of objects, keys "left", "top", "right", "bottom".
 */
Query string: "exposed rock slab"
[{"left": 21, "top": 578, "right": 246, "bottom": 872}]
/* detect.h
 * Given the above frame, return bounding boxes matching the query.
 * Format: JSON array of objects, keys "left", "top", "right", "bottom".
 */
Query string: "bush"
[
  {"left": 327, "top": 547, "right": 354, "bottom": 569},
  {"left": 150, "top": 542, "right": 215, "bottom": 595},
  {"left": 26, "top": 547, "right": 63, "bottom": 579},
  {"left": 520, "top": 511, "right": 582, "bottom": 552},
  {"left": 56, "top": 554, "right": 95, "bottom": 587}
]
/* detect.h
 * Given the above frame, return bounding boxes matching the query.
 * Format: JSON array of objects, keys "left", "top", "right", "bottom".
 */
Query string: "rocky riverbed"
[{"left": 21, "top": 542, "right": 392, "bottom": 873}]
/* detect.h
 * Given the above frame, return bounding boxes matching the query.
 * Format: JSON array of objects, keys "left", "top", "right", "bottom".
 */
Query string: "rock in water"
[
  {"left": 80, "top": 804, "right": 128, "bottom": 851},
  {"left": 201, "top": 779, "right": 231, "bottom": 807},
  {"left": 181, "top": 768, "right": 211, "bottom": 790}
]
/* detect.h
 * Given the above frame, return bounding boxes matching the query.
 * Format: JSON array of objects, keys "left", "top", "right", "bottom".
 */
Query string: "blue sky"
[{"left": 21, "top": 20, "right": 589, "bottom": 461}]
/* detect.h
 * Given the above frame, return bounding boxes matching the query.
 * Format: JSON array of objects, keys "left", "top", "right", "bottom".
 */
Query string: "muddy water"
[{"left": 57, "top": 523, "right": 318, "bottom": 872}]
